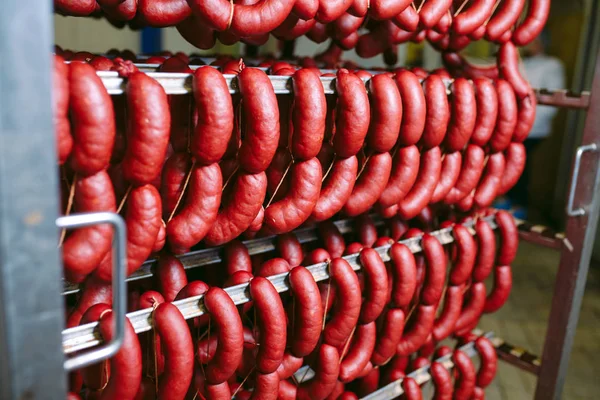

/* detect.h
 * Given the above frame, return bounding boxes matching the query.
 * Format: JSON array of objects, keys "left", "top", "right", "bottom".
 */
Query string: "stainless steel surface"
[
  {"left": 0, "top": 1, "right": 66, "bottom": 398},
  {"left": 566, "top": 143, "right": 598, "bottom": 217},
  {"left": 62, "top": 216, "right": 379, "bottom": 295},
  {"left": 535, "top": 48, "right": 600, "bottom": 400},
  {"left": 361, "top": 330, "right": 494, "bottom": 399},
  {"left": 62, "top": 215, "right": 498, "bottom": 354},
  {"left": 58, "top": 213, "right": 127, "bottom": 371}
]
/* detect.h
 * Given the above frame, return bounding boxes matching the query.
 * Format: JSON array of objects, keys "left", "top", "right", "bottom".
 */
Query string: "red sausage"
[
  {"left": 204, "top": 171, "right": 267, "bottom": 246},
  {"left": 398, "top": 146, "right": 442, "bottom": 220},
  {"left": 53, "top": 55, "right": 72, "bottom": 165},
  {"left": 485, "top": 0, "right": 525, "bottom": 41},
  {"left": 255, "top": 257, "right": 291, "bottom": 277},
  {"left": 223, "top": 240, "right": 252, "bottom": 276},
  {"left": 453, "top": 0, "right": 495, "bottom": 35},
  {"left": 471, "top": 78, "right": 499, "bottom": 147},
  {"left": 371, "top": 308, "right": 405, "bottom": 366},
  {"left": 455, "top": 282, "right": 486, "bottom": 332},
  {"left": 432, "top": 285, "right": 464, "bottom": 342},
  {"left": 344, "top": 152, "right": 393, "bottom": 216},
  {"left": 420, "top": 0, "right": 452, "bottom": 28},
  {"left": 402, "top": 377, "right": 423, "bottom": 400},
  {"left": 450, "top": 224, "right": 477, "bottom": 285},
  {"left": 264, "top": 158, "right": 322, "bottom": 234},
  {"left": 289, "top": 266, "right": 324, "bottom": 357},
  {"left": 191, "top": 66, "right": 234, "bottom": 164},
  {"left": 475, "top": 152, "right": 506, "bottom": 208},
  {"left": 250, "top": 277, "right": 287, "bottom": 374},
  {"left": 484, "top": 265, "right": 512, "bottom": 313},
  {"left": 431, "top": 151, "right": 462, "bottom": 203},
  {"left": 445, "top": 78, "right": 477, "bottom": 152},
  {"left": 453, "top": 350, "right": 476, "bottom": 400},
  {"left": 389, "top": 243, "right": 418, "bottom": 308},
  {"left": 323, "top": 258, "right": 362, "bottom": 348},
  {"left": 420, "top": 233, "right": 447, "bottom": 305},
  {"left": 122, "top": 72, "right": 170, "bottom": 186},
  {"left": 444, "top": 145, "right": 485, "bottom": 204},
  {"left": 276, "top": 233, "right": 304, "bottom": 268},
  {"left": 489, "top": 80, "right": 518, "bottom": 153},
  {"left": 431, "top": 361, "right": 453, "bottom": 400},
  {"left": 358, "top": 248, "right": 389, "bottom": 324},
  {"left": 512, "top": 0, "right": 551, "bottom": 46},
  {"left": 317, "top": 0, "right": 353, "bottom": 23},
  {"left": 66, "top": 276, "right": 112, "bottom": 327},
  {"left": 356, "top": 214, "right": 378, "bottom": 248},
  {"left": 292, "top": 68, "right": 327, "bottom": 160},
  {"left": 95, "top": 184, "right": 162, "bottom": 281},
  {"left": 370, "top": 0, "right": 412, "bottom": 20},
  {"left": 513, "top": 92, "right": 537, "bottom": 143},
  {"left": 378, "top": 145, "right": 420, "bottom": 208},
  {"left": 250, "top": 372, "right": 280, "bottom": 400},
  {"left": 318, "top": 221, "right": 346, "bottom": 258},
  {"left": 312, "top": 154, "right": 359, "bottom": 222},
  {"left": 498, "top": 42, "right": 531, "bottom": 99},
  {"left": 154, "top": 303, "right": 194, "bottom": 400},
  {"left": 499, "top": 142, "right": 526, "bottom": 195},
  {"left": 339, "top": 322, "right": 377, "bottom": 382},
  {"left": 62, "top": 171, "right": 116, "bottom": 282},
  {"left": 237, "top": 68, "right": 280, "bottom": 173},
  {"left": 97, "top": 310, "right": 142, "bottom": 400},
  {"left": 277, "top": 352, "right": 304, "bottom": 379},
  {"left": 68, "top": 62, "right": 115, "bottom": 176},
  {"left": 496, "top": 210, "right": 518, "bottom": 265},
  {"left": 421, "top": 75, "right": 450, "bottom": 149},
  {"left": 160, "top": 152, "right": 190, "bottom": 219},
  {"left": 154, "top": 255, "right": 188, "bottom": 302},
  {"left": 367, "top": 74, "right": 402, "bottom": 152},
  {"left": 396, "top": 70, "right": 426, "bottom": 145},
  {"left": 472, "top": 219, "right": 497, "bottom": 282},
  {"left": 136, "top": 0, "right": 190, "bottom": 26},
  {"left": 334, "top": 69, "right": 370, "bottom": 158},
  {"left": 396, "top": 304, "right": 436, "bottom": 356},
  {"left": 167, "top": 163, "right": 222, "bottom": 249},
  {"left": 203, "top": 287, "right": 244, "bottom": 384},
  {"left": 297, "top": 344, "right": 340, "bottom": 400},
  {"left": 475, "top": 336, "right": 498, "bottom": 388}
]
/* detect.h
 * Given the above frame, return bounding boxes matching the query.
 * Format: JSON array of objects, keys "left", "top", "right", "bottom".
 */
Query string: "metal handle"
[
  {"left": 57, "top": 212, "right": 127, "bottom": 371},
  {"left": 567, "top": 143, "right": 598, "bottom": 217}
]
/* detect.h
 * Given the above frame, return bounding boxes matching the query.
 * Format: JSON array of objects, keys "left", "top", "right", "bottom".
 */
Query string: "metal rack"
[{"left": 0, "top": 3, "right": 599, "bottom": 396}]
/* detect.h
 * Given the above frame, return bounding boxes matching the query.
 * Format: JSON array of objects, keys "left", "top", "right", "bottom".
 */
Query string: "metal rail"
[
  {"left": 97, "top": 70, "right": 590, "bottom": 109},
  {"left": 62, "top": 215, "right": 498, "bottom": 355},
  {"left": 491, "top": 336, "right": 541, "bottom": 376}
]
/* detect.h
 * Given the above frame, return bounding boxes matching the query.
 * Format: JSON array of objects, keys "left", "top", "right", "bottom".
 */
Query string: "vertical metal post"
[
  {"left": 0, "top": 1, "right": 67, "bottom": 399},
  {"left": 535, "top": 49, "right": 600, "bottom": 400}
]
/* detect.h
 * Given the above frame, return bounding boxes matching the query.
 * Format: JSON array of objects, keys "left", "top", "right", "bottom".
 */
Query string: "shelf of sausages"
[
  {"left": 62, "top": 211, "right": 562, "bottom": 295},
  {"left": 54, "top": 0, "right": 551, "bottom": 53}
]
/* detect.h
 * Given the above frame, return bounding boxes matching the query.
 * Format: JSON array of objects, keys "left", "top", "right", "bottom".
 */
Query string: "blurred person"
[{"left": 498, "top": 30, "right": 566, "bottom": 218}]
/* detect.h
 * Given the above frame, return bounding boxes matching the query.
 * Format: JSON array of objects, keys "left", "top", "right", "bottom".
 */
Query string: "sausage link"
[
  {"left": 432, "top": 285, "right": 464, "bottom": 342},
  {"left": 237, "top": 68, "right": 280, "bottom": 173},
  {"left": 203, "top": 287, "right": 244, "bottom": 384},
  {"left": 450, "top": 224, "right": 477, "bottom": 285},
  {"left": 250, "top": 277, "right": 287, "bottom": 374},
  {"left": 154, "top": 303, "right": 194, "bottom": 400},
  {"left": 513, "top": 92, "right": 537, "bottom": 143},
  {"left": 498, "top": 42, "right": 531, "bottom": 99},
  {"left": 205, "top": 171, "right": 267, "bottom": 246},
  {"left": 446, "top": 78, "right": 477, "bottom": 152},
  {"left": 402, "top": 377, "right": 423, "bottom": 400},
  {"left": 63, "top": 171, "right": 116, "bottom": 282},
  {"left": 475, "top": 336, "right": 498, "bottom": 388},
  {"left": 323, "top": 258, "right": 362, "bottom": 348},
  {"left": 223, "top": 240, "right": 252, "bottom": 276},
  {"left": 289, "top": 266, "right": 323, "bottom": 357},
  {"left": 444, "top": 145, "right": 485, "bottom": 204},
  {"left": 431, "top": 361, "right": 453, "bottom": 400},
  {"left": 512, "top": 0, "right": 551, "bottom": 46},
  {"left": 378, "top": 145, "right": 420, "bottom": 208},
  {"left": 499, "top": 142, "right": 526, "bottom": 195},
  {"left": 431, "top": 151, "right": 462, "bottom": 203},
  {"left": 420, "top": 0, "right": 452, "bottom": 28},
  {"left": 489, "top": 80, "right": 518, "bottom": 153},
  {"left": 396, "top": 304, "right": 436, "bottom": 356},
  {"left": 496, "top": 210, "right": 518, "bottom": 265},
  {"left": 453, "top": 0, "right": 495, "bottom": 35},
  {"left": 455, "top": 282, "right": 486, "bottom": 332},
  {"left": 484, "top": 265, "right": 512, "bottom": 313},
  {"left": 250, "top": 371, "right": 280, "bottom": 400},
  {"left": 344, "top": 152, "right": 393, "bottom": 216},
  {"left": 389, "top": 243, "right": 418, "bottom": 308},
  {"left": 358, "top": 248, "right": 389, "bottom": 324},
  {"left": 421, "top": 75, "right": 450, "bottom": 149},
  {"left": 371, "top": 308, "right": 405, "bottom": 365},
  {"left": 472, "top": 219, "right": 497, "bottom": 282},
  {"left": 312, "top": 154, "right": 358, "bottom": 222},
  {"left": 339, "top": 322, "right": 377, "bottom": 382},
  {"left": 160, "top": 152, "right": 191, "bottom": 219},
  {"left": 367, "top": 74, "right": 402, "bottom": 153},
  {"left": 453, "top": 350, "right": 476, "bottom": 400},
  {"left": 292, "top": 68, "right": 327, "bottom": 160},
  {"left": 54, "top": 56, "right": 72, "bottom": 165},
  {"left": 297, "top": 344, "right": 340, "bottom": 400},
  {"left": 471, "top": 78, "right": 499, "bottom": 147},
  {"left": 396, "top": 70, "right": 426, "bottom": 145},
  {"left": 485, "top": 0, "right": 525, "bottom": 41},
  {"left": 154, "top": 255, "right": 188, "bottom": 303},
  {"left": 318, "top": 221, "right": 346, "bottom": 258},
  {"left": 398, "top": 146, "right": 442, "bottom": 219},
  {"left": 334, "top": 69, "right": 370, "bottom": 157},
  {"left": 192, "top": 66, "right": 234, "bottom": 164},
  {"left": 68, "top": 62, "right": 115, "bottom": 176},
  {"left": 474, "top": 152, "right": 506, "bottom": 208},
  {"left": 276, "top": 233, "right": 304, "bottom": 268},
  {"left": 420, "top": 233, "right": 447, "bottom": 305}
]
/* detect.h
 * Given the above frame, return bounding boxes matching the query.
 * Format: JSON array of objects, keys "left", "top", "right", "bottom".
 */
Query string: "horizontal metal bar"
[
  {"left": 491, "top": 336, "right": 541, "bottom": 376},
  {"left": 361, "top": 330, "right": 495, "bottom": 400},
  {"left": 62, "top": 215, "right": 498, "bottom": 355},
  {"left": 99, "top": 71, "right": 587, "bottom": 107},
  {"left": 62, "top": 216, "right": 381, "bottom": 295},
  {"left": 514, "top": 217, "right": 565, "bottom": 250}
]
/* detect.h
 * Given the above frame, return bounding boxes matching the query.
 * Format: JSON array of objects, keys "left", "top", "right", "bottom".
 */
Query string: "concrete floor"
[{"left": 478, "top": 241, "right": 600, "bottom": 399}]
